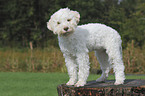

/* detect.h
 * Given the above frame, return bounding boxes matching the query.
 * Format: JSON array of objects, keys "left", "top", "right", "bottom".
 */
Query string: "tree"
[
  {"left": 120, "top": 0, "right": 145, "bottom": 47},
  {"left": 0, "top": 0, "right": 144, "bottom": 48}
]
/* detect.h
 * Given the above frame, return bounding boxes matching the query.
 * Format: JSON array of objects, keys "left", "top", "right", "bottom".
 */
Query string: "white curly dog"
[{"left": 47, "top": 8, "right": 125, "bottom": 87}]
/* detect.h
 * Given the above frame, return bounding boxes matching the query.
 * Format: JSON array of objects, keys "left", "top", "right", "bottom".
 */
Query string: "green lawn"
[{"left": 0, "top": 72, "right": 145, "bottom": 96}]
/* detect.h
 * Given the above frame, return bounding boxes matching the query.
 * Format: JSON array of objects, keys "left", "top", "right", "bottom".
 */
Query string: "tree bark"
[{"left": 57, "top": 79, "right": 145, "bottom": 96}]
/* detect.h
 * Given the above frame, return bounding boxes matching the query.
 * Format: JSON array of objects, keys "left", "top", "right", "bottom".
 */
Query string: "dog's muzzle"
[{"left": 61, "top": 28, "right": 73, "bottom": 36}]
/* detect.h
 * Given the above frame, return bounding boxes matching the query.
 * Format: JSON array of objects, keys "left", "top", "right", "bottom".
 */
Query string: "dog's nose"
[{"left": 64, "top": 27, "right": 69, "bottom": 31}]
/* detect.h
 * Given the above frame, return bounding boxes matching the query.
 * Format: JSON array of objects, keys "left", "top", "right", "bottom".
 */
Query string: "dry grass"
[
  {"left": 0, "top": 46, "right": 65, "bottom": 72},
  {"left": 0, "top": 41, "right": 144, "bottom": 74},
  {"left": 123, "top": 40, "right": 145, "bottom": 74}
]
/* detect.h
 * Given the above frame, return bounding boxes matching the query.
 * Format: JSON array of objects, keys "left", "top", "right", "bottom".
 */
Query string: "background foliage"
[
  {"left": 0, "top": 0, "right": 144, "bottom": 48},
  {"left": 0, "top": 0, "right": 145, "bottom": 73}
]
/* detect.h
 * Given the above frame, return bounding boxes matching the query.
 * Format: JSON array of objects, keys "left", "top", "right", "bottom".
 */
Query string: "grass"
[
  {"left": 0, "top": 72, "right": 68, "bottom": 96},
  {"left": 0, "top": 72, "right": 145, "bottom": 96}
]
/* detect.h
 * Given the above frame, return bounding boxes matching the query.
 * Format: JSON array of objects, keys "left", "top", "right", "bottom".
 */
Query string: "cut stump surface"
[{"left": 57, "top": 79, "right": 145, "bottom": 96}]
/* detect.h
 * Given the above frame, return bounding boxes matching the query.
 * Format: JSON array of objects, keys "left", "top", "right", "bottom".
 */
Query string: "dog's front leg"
[
  {"left": 75, "top": 53, "right": 90, "bottom": 87},
  {"left": 64, "top": 54, "right": 77, "bottom": 86}
]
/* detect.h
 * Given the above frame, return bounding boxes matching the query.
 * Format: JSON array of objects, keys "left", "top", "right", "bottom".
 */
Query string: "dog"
[{"left": 47, "top": 8, "right": 125, "bottom": 87}]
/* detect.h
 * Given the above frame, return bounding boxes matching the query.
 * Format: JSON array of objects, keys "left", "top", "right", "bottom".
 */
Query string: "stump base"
[{"left": 57, "top": 79, "right": 145, "bottom": 96}]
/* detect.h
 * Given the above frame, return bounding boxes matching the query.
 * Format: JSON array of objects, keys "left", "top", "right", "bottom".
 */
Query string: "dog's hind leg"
[
  {"left": 106, "top": 45, "right": 125, "bottom": 85},
  {"left": 95, "top": 49, "right": 111, "bottom": 82}
]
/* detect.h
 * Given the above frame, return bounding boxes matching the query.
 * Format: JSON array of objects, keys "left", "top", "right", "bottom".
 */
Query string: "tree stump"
[{"left": 57, "top": 79, "right": 145, "bottom": 96}]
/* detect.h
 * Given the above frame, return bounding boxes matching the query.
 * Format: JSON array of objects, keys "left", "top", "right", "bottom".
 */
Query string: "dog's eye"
[
  {"left": 67, "top": 19, "right": 71, "bottom": 22},
  {"left": 57, "top": 22, "right": 60, "bottom": 25}
]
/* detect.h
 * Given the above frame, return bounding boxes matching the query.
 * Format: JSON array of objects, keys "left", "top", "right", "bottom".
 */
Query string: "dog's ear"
[
  {"left": 71, "top": 11, "right": 80, "bottom": 23},
  {"left": 47, "top": 19, "right": 53, "bottom": 31},
  {"left": 47, "top": 20, "right": 57, "bottom": 34}
]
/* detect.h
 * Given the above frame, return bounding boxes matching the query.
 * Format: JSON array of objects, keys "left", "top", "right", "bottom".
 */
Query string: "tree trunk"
[{"left": 57, "top": 79, "right": 145, "bottom": 96}]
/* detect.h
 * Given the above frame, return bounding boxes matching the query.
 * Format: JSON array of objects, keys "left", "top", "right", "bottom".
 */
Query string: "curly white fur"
[{"left": 47, "top": 8, "right": 125, "bottom": 87}]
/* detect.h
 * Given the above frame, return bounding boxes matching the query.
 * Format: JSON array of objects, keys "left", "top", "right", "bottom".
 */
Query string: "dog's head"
[{"left": 47, "top": 8, "right": 80, "bottom": 36}]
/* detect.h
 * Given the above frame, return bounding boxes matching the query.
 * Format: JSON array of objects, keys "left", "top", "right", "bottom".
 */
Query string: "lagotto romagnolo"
[{"left": 47, "top": 8, "right": 125, "bottom": 87}]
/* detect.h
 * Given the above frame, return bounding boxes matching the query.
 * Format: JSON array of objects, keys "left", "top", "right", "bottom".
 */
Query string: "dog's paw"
[
  {"left": 114, "top": 80, "right": 124, "bottom": 85},
  {"left": 74, "top": 81, "right": 86, "bottom": 87},
  {"left": 66, "top": 79, "right": 76, "bottom": 86},
  {"left": 96, "top": 77, "right": 106, "bottom": 82},
  {"left": 66, "top": 82, "right": 75, "bottom": 86}
]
